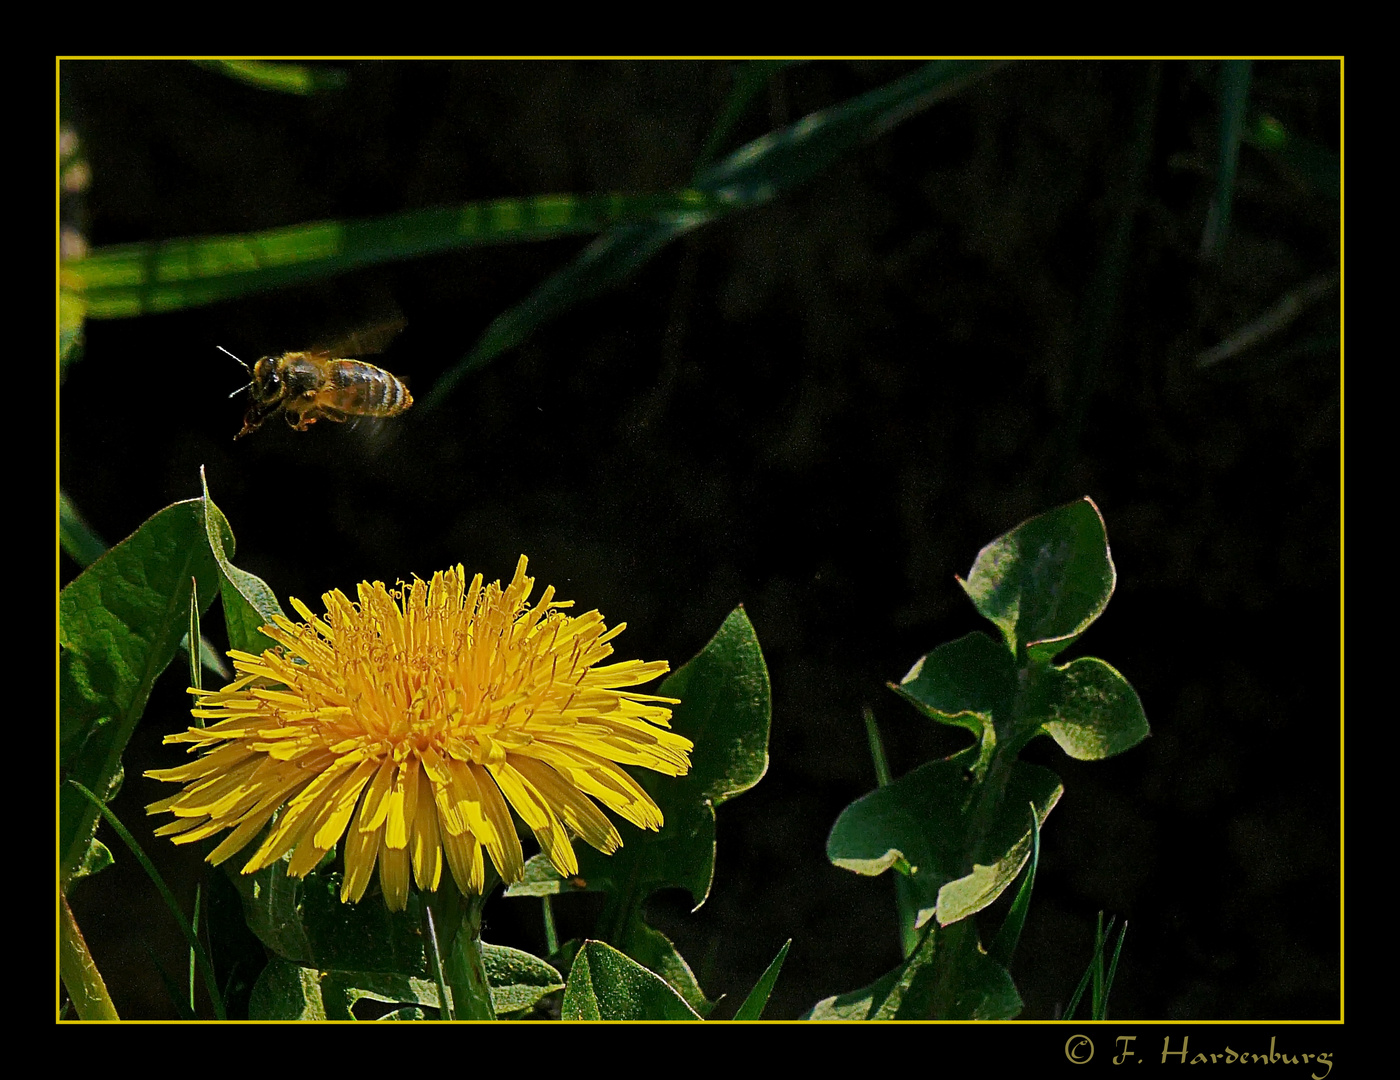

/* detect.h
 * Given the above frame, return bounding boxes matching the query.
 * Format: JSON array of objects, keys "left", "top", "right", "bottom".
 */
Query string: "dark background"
[{"left": 59, "top": 59, "right": 1340, "bottom": 1021}]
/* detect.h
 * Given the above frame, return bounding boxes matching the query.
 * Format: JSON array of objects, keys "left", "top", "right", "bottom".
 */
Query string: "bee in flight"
[{"left": 221, "top": 321, "right": 413, "bottom": 440}]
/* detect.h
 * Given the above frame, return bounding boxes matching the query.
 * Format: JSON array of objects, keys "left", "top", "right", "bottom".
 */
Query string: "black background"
[{"left": 59, "top": 59, "right": 1340, "bottom": 1021}]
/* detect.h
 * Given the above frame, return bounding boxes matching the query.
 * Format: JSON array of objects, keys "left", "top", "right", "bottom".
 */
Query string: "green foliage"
[
  {"left": 56, "top": 483, "right": 1145, "bottom": 1019},
  {"left": 817, "top": 497, "right": 1148, "bottom": 1019},
  {"left": 59, "top": 62, "right": 1159, "bottom": 1020}
]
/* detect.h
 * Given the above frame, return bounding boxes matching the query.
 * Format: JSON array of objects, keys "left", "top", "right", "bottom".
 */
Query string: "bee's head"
[{"left": 252, "top": 356, "right": 281, "bottom": 392}]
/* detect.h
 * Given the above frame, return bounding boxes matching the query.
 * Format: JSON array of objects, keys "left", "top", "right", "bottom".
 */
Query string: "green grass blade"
[
  {"left": 731, "top": 938, "right": 791, "bottom": 1020},
  {"left": 68, "top": 781, "right": 227, "bottom": 1019},
  {"left": 422, "top": 903, "right": 456, "bottom": 1021},
  {"left": 1063, "top": 947, "right": 1093, "bottom": 1019},
  {"left": 863, "top": 705, "right": 892, "bottom": 788},
  {"left": 189, "top": 883, "right": 202, "bottom": 1013},
  {"left": 988, "top": 804, "right": 1041, "bottom": 968},
  {"left": 188, "top": 578, "right": 202, "bottom": 694},
  {"left": 1101, "top": 919, "right": 1128, "bottom": 1019}
]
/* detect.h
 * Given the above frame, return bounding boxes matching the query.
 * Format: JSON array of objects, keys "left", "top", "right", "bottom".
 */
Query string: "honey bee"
[{"left": 221, "top": 321, "right": 413, "bottom": 440}]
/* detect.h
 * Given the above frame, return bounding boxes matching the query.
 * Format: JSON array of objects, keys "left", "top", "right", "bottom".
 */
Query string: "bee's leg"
[{"left": 236, "top": 403, "right": 277, "bottom": 440}]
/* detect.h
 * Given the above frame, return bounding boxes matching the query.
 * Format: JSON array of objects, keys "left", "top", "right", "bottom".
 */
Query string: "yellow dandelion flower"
[{"left": 145, "top": 556, "right": 690, "bottom": 912}]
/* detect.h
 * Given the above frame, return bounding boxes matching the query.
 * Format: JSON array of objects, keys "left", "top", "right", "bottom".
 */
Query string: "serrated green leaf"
[
  {"left": 561, "top": 940, "right": 701, "bottom": 1021},
  {"left": 59, "top": 499, "right": 222, "bottom": 890},
  {"left": 1031, "top": 656, "right": 1151, "bottom": 760},
  {"left": 958, "top": 496, "right": 1115, "bottom": 660}
]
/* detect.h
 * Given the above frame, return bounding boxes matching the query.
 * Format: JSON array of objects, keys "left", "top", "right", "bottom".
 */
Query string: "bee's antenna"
[{"left": 219, "top": 345, "right": 252, "bottom": 398}]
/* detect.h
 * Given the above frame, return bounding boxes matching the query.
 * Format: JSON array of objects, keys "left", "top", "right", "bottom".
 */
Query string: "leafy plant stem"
[{"left": 432, "top": 874, "right": 498, "bottom": 1020}]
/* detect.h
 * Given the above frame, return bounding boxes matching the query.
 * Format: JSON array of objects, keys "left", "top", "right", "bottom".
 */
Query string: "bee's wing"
[{"left": 319, "top": 317, "right": 407, "bottom": 358}]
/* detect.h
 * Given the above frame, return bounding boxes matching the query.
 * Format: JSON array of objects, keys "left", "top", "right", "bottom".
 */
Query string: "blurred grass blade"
[
  {"left": 68, "top": 781, "right": 227, "bottom": 1019},
  {"left": 69, "top": 192, "right": 719, "bottom": 319},
  {"left": 426, "top": 218, "right": 704, "bottom": 404},
  {"left": 1201, "top": 59, "right": 1251, "bottom": 258},
  {"left": 427, "top": 59, "right": 1003, "bottom": 404},
  {"left": 59, "top": 490, "right": 107, "bottom": 568},
  {"left": 696, "top": 60, "right": 800, "bottom": 169},
  {"left": 192, "top": 59, "right": 348, "bottom": 95}
]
